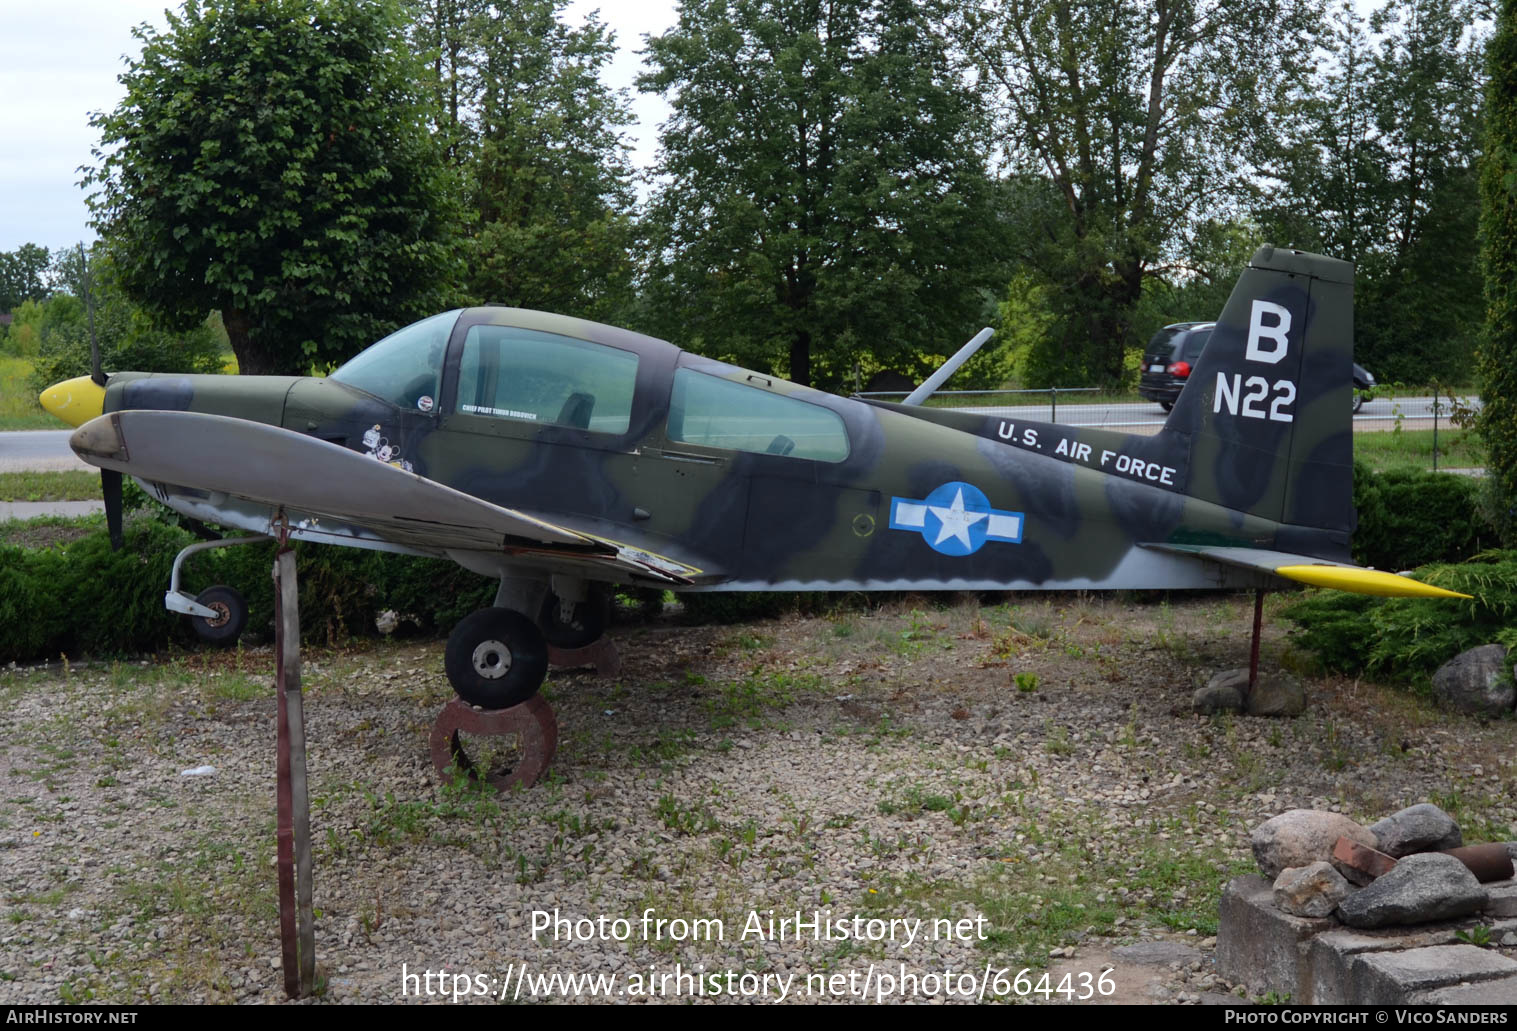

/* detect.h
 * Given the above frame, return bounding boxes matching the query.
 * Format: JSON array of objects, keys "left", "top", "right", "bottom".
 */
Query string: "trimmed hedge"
[
  {"left": 1351, "top": 461, "right": 1493, "bottom": 570},
  {"left": 0, "top": 516, "right": 497, "bottom": 662}
]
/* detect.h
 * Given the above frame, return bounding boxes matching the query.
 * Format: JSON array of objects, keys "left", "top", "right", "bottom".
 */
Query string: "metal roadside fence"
[
  {"left": 855, "top": 388, "right": 1484, "bottom": 468},
  {"left": 856, "top": 388, "right": 1167, "bottom": 433}
]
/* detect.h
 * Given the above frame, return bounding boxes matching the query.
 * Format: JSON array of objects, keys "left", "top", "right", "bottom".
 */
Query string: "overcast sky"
[{"left": 0, "top": 1, "right": 679, "bottom": 254}]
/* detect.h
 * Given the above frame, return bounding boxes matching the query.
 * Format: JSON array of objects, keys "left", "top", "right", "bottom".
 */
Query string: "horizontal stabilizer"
[{"left": 1142, "top": 544, "right": 1470, "bottom": 599}]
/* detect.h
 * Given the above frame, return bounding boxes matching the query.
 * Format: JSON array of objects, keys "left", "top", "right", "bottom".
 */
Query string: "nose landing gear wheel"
[
  {"left": 444, "top": 608, "right": 549, "bottom": 709},
  {"left": 189, "top": 585, "right": 248, "bottom": 645}
]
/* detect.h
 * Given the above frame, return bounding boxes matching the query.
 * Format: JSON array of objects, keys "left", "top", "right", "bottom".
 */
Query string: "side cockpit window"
[
  {"left": 330, "top": 310, "right": 458, "bottom": 411},
  {"left": 668, "top": 369, "right": 849, "bottom": 462},
  {"left": 455, "top": 325, "right": 638, "bottom": 434}
]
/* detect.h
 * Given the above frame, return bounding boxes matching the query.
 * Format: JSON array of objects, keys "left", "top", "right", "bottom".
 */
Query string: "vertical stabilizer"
[{"left": 1164, "top": 246, "right": 1355, "bottom": 549}]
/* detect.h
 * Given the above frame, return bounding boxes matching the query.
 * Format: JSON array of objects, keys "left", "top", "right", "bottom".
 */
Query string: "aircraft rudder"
[{"left": 1166, "top": 246, "right": 1355, "bottom": 538}]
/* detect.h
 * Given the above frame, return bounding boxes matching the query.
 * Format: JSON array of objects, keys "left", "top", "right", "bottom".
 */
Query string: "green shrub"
[
  {"left": 676, "top": 591, "right": 805, "bottom": 624},
  {"left": 0, "top": 518, "right": 197, "bottom": 662},
  {"left": 1283, "top": 551, "right": 1517, "bottom": 685},
  {"left": 1352, "top": 461, "right": 1493, "bottom": 570},
  {"left": 0, "top": 514, "right": 499, "bottom": 661}
]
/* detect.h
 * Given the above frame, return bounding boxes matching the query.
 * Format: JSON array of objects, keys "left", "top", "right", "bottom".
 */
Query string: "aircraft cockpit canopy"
[
  {"left": 455, "top": 324, "right": 639, "bottom": 435},
  {"left": 330, "top": 310, "right": 459, "bottom": 410}
]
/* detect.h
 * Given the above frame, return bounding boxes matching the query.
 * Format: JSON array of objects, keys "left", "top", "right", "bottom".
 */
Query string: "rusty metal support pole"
[
  {"left": 273, "top": 521, "right": 315, "bottom": 997},
  {"left": 1248, "top": 589, "right": 1265, "bottom": 693}
]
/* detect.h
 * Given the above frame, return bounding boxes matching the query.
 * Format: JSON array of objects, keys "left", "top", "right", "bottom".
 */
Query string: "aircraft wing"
[
  {"left": 1141, "top": 544, "right": 1470, "bottom": 599},
  {"left": 69, "top": 410, "right": 699, "bottom": 585}
]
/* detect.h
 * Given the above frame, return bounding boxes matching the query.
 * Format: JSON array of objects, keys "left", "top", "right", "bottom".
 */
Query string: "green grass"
[
  {"left": 1353, "top": 428, "right": 1484, "bottom": 471},
  {"left": 0, "top": 471, "right": 102, "bottom": 502},
  {"left": 0, "top": 356, "right": 53, "bottom": 430}
]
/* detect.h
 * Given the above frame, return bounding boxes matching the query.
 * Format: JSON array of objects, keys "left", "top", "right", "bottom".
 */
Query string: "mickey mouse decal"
[{"left": 362, "top": 424, "right": 413, "bottom": 473}]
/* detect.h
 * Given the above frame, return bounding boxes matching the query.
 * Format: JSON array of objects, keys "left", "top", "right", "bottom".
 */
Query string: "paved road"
[
  {"left": 0, "top": 394, "right": 1477, "bottom": 473},
  {"left": 0, "top": 430, "right": 91, "bottom": 473}
]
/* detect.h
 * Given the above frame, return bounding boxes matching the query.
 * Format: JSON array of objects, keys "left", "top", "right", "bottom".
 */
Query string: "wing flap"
[{"left": 1142, "top": 543, "right": 1470, "bottom": 599}]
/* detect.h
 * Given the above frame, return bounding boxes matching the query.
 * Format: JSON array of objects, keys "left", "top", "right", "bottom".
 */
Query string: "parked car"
[
  {"left": 1139, "top": 322, "right": 1213, "bottom": 411},
  {"left": 1139, "top": 320, "right": 1377, "bottom": 413}
]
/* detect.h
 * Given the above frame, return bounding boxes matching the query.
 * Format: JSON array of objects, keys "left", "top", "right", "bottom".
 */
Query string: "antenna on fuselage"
[{"left": 902, "top": 327, "right": 994, "bottom": 406}]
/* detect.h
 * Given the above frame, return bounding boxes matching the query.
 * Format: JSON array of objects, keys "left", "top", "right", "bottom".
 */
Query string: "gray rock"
[
  {"left": 1252, "top": 808, "right": 1379, "bottom": 881},
  {"left": 1194, "top": 674, "right": 1244, "bottom": 715},
  {"left": 1431, "top": 644, "right": 1515, "bottom": 716},
  {"left": 1336, "top": 852, "right": 1488, "bottom": 929},
  {"left": 1369, "top": 803, "right": 1463, "bottom": 857},
  {"left": 1486, "top": 880, "right": 1517, "bottom": 918},
  {"left": 1247, "top": 674, "right": 1306, "bottom": 717},
  {"left": 1273, "top": 861, "right": 1354, "bottom": 918}
]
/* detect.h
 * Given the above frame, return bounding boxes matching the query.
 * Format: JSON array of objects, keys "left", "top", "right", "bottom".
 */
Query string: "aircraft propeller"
[{"left": 76, "top": 243, "right": 122, "bottom": 550}]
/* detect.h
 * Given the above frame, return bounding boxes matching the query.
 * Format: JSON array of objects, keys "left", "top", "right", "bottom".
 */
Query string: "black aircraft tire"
[
  {"left": 537, "top": 587, "right": 611, "bottom": 649},
  {"left": 190, "top": 585, "right": 248, "bottom": 646},
  {"left": 1160, "top": 400, "right": 1174, "bottom": 412},
  {"left": 1352, "top": 393, "right": 1364, "bottom": 414},
  {"left": 445, "top": 608, "right": 549, "bottom": 709}
]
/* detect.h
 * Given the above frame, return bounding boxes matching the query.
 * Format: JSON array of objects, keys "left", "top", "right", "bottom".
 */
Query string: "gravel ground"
[{"left": 2, "top": 591, "right": 1514, "bottom": 1005}]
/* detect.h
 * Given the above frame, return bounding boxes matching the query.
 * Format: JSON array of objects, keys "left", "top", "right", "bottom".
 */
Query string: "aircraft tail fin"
[{"left": 1164, "top": 246, "right": 1355, "bottom": 554}]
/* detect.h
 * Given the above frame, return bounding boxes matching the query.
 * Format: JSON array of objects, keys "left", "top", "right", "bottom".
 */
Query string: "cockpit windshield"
[{"left": 331, "top": 310, "right": 460, "bottom": 411}]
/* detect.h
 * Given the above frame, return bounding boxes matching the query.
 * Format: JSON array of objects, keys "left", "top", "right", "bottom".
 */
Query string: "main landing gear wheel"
[
  {"left": 1160, "top": 400, "right": 1174, "bottom": 412},
  {"left": 189, "top": 585, "right": 248, "bottom": 646},
  {"left": 1352, "top": 393, "right": 1365, "bottom": 414},
  {"left": 444, "top": 607, "right": 549, "bottom": 709},
  {"left": 537, "top": 587, "right": 611, "bottom": 649}
]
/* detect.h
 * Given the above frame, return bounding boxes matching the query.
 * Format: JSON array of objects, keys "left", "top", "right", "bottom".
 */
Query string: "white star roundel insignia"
[{"left": 888, "top": 481, "right": 1023, "bottom": 556}]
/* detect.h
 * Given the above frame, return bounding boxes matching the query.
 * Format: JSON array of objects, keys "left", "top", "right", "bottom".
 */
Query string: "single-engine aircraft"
[{"left": 40, "top": 245, "right": 1465, "bottom": 709}]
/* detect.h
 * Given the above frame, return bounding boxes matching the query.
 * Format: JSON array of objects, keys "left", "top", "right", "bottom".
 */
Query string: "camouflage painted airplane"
[{"left": 39, "top": 245, "right": 1464, "bottom": 710}]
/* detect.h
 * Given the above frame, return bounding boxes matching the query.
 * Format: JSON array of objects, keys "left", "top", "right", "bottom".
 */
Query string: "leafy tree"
[
  {"left": 0, "top": 244, "right": 52, "bottom": 313},
  {"left": 1260, "top": 0, "right": 1487, "bottom": 384},
  {"left": 953, "top": 0, "right": 1327, "bottom": 386},
  {"left": 1479, "top": 0, "right": 1517, "bottom": 540},
  {"left": 26, "top": 252, "right": 226, "bottom": 391},
  {"left": 639, "top": 0, "right": 1010, "bottom": 389},
  {"left": 85, "top": 0, "right": 457, "bottom": 375},
  {"left": 409, "top": 0, "right": 637, "bottom": 320}
]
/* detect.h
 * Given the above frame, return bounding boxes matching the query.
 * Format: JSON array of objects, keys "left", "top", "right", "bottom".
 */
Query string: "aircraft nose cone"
[{"left": 39, "top": 375, "right": 106, "bottom": 427}]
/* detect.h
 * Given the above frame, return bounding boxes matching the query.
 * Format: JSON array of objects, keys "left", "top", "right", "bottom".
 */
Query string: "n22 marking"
[
  {"left": 1215, "top": 374, "right": 1295, "bottom": 423},
  {"left": 1214, "top": 299, "right": 1296, "bottom": 423}
]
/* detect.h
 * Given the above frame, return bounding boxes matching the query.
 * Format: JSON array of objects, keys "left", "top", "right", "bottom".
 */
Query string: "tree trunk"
[
  {"left": 223, "top": 307, "right": 278, "bottom": 376},
  {"left": 789, "top": 329, "right": 811, "bottom": 388}
]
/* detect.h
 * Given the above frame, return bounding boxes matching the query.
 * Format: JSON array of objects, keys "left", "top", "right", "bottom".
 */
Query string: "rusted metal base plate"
[
  {"left": 1334, "top": 836, "right": 1398, "bottom": 881},
  {"left": 430, "top": 695, "right": 559, "bottom": 792},
  {"left": 547, "top": 636, "right": 620, "bottom": 677}
]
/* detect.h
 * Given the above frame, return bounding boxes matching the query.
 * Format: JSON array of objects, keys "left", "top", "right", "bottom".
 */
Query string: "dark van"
[{"left": 1138, "top": 322, "right": 1213, "bottom": 411}]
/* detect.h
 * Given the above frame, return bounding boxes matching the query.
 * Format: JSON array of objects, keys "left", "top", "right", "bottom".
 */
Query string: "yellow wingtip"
[
  {"left": 1276, "top": 564, "right": 1472, "bottom": 599},
  {"left": 38, "top": 375, "right": 106, "bottom": 428}
]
